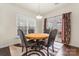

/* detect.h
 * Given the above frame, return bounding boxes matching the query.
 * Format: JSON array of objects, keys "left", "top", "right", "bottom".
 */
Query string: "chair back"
[
  {"left": 47, "top": 29, "right": 58, "bottom": 47},
  {"left": 18, "top": 26, "right": 27, "bottom": 35},
  {"left": 18, "top": 29, "right": 27, "bottom": 46},
  {"left": 44, "top": 29, "right": 50, "bottom": 34},
  {"left": 28, "top": 29, "right": 35, "bottom": 33}
]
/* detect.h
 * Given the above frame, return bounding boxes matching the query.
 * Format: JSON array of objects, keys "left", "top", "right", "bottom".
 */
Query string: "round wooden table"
[
  {"left": 25, "top": 33, "right": 49, "bottom": 40},
  {"left": 25, "top": 33, "right": 49, "bottom": 49}
]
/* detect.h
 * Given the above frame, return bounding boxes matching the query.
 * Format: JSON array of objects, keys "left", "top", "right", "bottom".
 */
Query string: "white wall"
[
  {"left": 44, "top": 3, "right": 79, "bottom": 47},
  {"left": 36, "top": 19, "right": 43, "bottom": 33},
  {"left": 14, "top": 4, "right": 40, "bottom": 33},
  {"left": 0, "top": 4, "right": 37, "bottom": 48},
  {"left": 1, "top": 3, "right": 79, "bottom": 48},
  {"left": 0, "top": 4, "right": 16, "bottom": 43}
]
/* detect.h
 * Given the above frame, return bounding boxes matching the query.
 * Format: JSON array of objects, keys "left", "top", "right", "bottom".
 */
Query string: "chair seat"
[
  {"left": 38, "top": 40, "right": 53, "bottom": 48},
  {"left": 38, "top": 41, "right": 47, "bottom": 47},
  {"left": 27, "top": 40, "right": 36, "bottom": 47},
  {"left": 28, "top": 40, "right": 35, "bottom": 43}
]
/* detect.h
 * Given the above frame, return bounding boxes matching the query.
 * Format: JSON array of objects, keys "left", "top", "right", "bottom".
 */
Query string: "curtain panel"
[
  {"left": 44, "top": 18, "right": 47, "bottom": 33},
  {"left": 62, "top": 12, "right": 71, "bottom": 45}
]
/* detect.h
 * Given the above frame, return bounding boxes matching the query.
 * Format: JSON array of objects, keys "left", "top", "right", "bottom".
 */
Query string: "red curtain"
[{"left": 62, "top": 12, "right": 71, "bottom": 45}]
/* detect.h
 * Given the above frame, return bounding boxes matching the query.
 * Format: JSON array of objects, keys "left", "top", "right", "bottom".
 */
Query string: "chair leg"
[
  {"left": 52, "top": 45, "right": 54, "bottom": 52},
  {"left": 47, "top": 47, "right": 49, "bottom": 56},
  {"left": 25, "top": 47, "right": 28, "bottom": 56},
  {"left": 22, "top": 46, "right": 24, "bottom": 52}
]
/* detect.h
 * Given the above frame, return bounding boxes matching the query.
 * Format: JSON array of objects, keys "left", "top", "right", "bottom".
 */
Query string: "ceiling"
[{"left": 15, "top": 3, "right": 65, "bottom": 15}]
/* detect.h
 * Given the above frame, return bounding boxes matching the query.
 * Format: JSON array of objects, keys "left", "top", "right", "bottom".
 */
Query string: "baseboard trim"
[
  {"left": 55, "top": 41, "right": 79, "bottom": 49},
  {"left": 68, "top": 45, "right": 79, "bottom": 49}
]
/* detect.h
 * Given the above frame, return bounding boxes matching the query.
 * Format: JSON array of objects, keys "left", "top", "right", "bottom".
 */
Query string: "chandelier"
[{"left": 36, "top": 3, "right": 43, "bottom": 19}]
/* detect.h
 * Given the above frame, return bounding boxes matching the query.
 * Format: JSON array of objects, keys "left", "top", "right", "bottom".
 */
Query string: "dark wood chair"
[
  {"left": 28, "top": 28, "right": 35, "bottom": 34},
  {"left": 18, "top": 29, "right": 36, "bottom": 55},
  {"left": 44, "top": 29, "right": 50, "bottom": 34},
  {"left": 39, "top": 29, "right": 58, "bottom": 56}
]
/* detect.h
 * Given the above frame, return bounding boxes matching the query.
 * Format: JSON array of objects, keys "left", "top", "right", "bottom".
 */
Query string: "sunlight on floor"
[{"left": 9, "top": 42, "right": 63, "bottom": 56}]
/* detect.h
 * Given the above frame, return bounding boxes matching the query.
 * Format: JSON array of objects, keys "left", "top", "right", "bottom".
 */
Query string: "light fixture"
[
  {"left": 36, "top": 15, "right": 43, "bottom": 19},
  {"left": 36, "top": 3, "right": 43, "bottom": 19}
]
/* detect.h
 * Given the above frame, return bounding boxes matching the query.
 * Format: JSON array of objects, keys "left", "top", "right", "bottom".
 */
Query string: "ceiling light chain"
[{"left": 36, "top": 3, "right": 43, "bottom": 19}]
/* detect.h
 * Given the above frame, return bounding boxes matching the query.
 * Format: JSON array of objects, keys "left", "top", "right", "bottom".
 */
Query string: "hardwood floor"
[
  {"left": 57, "top": 45, "right": 79, "bottom": 56},
  {"left": 0, "top": 42, "right": 79, "bottom": 56},
  {"left": 10, "top": 42, "right": 79, "bottom": 56},
  {"left": 0, "top": 47, "right": 11, "bottom": 56}
]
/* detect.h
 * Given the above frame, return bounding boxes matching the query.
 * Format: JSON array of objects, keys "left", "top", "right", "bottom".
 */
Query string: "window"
[
  {"left": 47, "top": 15, "right": 62, "bottom": 32},
  {"left": 46, "top": 15, "right": 62, "bottom": 40},
  {"left": 16, "top": 13, "right": 36, "bottom": 35}
]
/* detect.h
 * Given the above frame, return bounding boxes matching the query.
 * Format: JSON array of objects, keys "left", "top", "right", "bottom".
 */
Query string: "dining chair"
[
  {"left": 39, "top": 29, "right": 58, "bottom": 56},
  {"left": 18, "top": 29, "right": 36, "bottom": 55},
  {"left": 18, "top": 26, "right": 27, "bottom": 35},
  {"left": 28, "top": 28, "right": 35, "bottom": 34},
  {"left": 44, "top": 29, "right": 50, "bottom": 34}
]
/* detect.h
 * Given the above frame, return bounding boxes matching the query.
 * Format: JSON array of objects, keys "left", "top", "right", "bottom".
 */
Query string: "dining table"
[
  {"left": 25, "top": 33, "right": 49, "bottom": 40},
  {"left": 25, "top": 33, "right": 49, "bottom": 49}
]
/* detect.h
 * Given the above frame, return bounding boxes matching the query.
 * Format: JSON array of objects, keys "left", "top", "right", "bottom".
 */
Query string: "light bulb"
[{"left": 36, "top": 15, "right": 43, "bottom": 19}]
